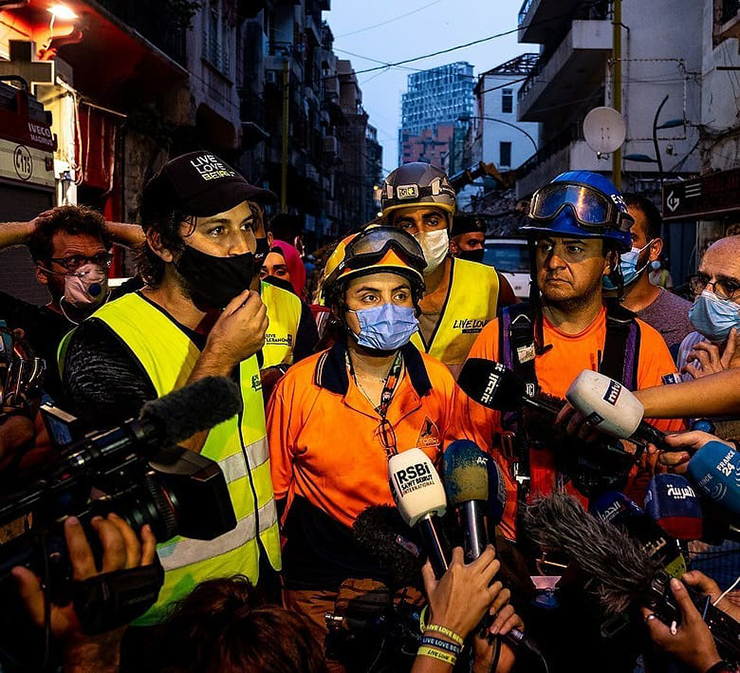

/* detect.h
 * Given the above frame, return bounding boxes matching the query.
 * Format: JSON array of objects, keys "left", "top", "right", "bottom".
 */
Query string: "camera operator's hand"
[
  {"left": 683, "top": 330, "right": 738, "bottom": 380},
  {"left": 12, "top": 514, "right": 156, "bottom": 672},
  {"left": 656, "top": 431, "right": 734, "bottom": 474},
  {"left": 201, "top": 290, "right": 268, "bottom": 374},
  {"left": 682, "top": 570, "right": 740, "bottom": 623},
  {"left": 642, "top": 578, "right": 721, "bottom": 673}
]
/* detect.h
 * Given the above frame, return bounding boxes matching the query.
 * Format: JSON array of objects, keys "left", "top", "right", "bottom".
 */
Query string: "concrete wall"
[{"left": 616, "top": 0, "right": 703, "bottom": 177}]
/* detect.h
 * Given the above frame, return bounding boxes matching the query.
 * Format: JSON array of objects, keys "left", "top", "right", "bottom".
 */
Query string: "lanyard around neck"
[{"left": 347, "top": 349, "right": 404, "bottom": 419}]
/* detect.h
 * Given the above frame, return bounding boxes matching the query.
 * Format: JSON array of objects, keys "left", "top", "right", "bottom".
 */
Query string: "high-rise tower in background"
[{"left": 399, "top": 62, "right": 474, "bottom": 173}]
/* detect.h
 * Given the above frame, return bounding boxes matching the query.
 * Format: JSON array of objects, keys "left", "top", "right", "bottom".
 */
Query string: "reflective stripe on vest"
[
  {"left": 411, "top": 257, "right": 500, "bottom": 367},
  {"left": 260, "top": 280, "right": 302, "bottom": 369},
  {"left": 85, "top": 293, "right": 281, "bottom": 624}
]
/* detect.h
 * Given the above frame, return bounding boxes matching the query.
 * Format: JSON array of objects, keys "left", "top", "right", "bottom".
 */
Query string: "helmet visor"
[{"left": 530, "top": 182, "right": 631, "bottom": 230}]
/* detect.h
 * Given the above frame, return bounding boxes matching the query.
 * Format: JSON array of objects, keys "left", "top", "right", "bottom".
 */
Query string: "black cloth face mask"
[
  {"left": 175, "top": 245, "right": 256, "bottom": 310},
  {"left": 458, "top": 248, "right": 485, "bottom": 264}
]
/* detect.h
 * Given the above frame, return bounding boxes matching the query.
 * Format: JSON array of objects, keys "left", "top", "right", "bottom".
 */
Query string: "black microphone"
[
  {"left": 526, "top": 494, "right": 740, "bottom": 659},
  {"left": 60, "top": 376, "right": 242, "bottom": 476},
  {"left": 459, "top": 359, "right": 562, "bottom": 416}
]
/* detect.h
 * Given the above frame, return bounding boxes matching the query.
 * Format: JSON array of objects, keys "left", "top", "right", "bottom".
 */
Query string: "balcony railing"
[{"left": 95, "top": 0, "right": 187, "bottom": 65}]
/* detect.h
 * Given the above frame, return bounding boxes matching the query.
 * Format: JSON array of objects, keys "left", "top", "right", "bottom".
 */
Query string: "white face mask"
[{"left": 414, "top": 229, "right": 449, "bottom": 273}]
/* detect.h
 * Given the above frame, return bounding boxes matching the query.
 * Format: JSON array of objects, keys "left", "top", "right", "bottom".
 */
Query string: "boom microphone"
[
  {"left": 565, "top": 370, "right": 665, "bottom": 448},
  {"left": 59, "top": 376, "right": 243, "bottom": 476},
  {"left": 526, "top": 494, "right": 740, "bottom": 658},
  {"left": 687, "top": 441, "right": 740, "bottom": 517},
  {"left": 589, "top": 491, "right": 686, "bottom": 579},
  {"left": 352, "top": 505, "right": 424, "bottom": 588},
  {"left": 388, "top": 448, "right": 450, "bottom": 579},
  {"left": 458, "top": 359, "right": 561, "bottom": 415}
]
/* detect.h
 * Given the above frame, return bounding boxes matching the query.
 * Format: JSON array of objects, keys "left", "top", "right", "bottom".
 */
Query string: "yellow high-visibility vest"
[
  {"left": 83, "top": 293, "right": 281, "bottom": 624},
  {"left": 411, "top": 257, "right": 500, "bottom": 369},
  {"left": 260, "top": 280, "right": 302, "bottom": 369}
]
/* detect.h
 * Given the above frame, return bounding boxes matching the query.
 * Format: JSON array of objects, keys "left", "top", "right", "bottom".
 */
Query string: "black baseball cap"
[
  {"left": 140, "top": 151, "right": 276, "bottom": 227},
  {"left": 451, "top": 213, "right": 486, "bottom": 237}
]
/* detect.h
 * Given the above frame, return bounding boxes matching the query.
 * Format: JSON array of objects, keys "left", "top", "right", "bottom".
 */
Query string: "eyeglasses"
[
  {"left": 377, "top": 417, "right": 398, "bottom": 459},
  {"left": 49, "top": 252, "right": 113, "bottom": 272},
  {"left": 694, "top": 272, "right": 740, "bottom": 300},
  {"left": 528, "top": 182, "right": 634, "bottom": 233}
]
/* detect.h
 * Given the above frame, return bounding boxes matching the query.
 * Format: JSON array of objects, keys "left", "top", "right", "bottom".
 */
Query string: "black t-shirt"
[
  {"left": 63, "top": 292, "right": 205, "bottom": 430},
  {"left": 0, "top": 278, "right": 144, "bottom": 405}
]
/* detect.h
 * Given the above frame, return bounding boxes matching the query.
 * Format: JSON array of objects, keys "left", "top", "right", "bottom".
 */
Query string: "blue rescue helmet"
[{"left": 519, "top": 171, "right": 633, "bottom": 253}]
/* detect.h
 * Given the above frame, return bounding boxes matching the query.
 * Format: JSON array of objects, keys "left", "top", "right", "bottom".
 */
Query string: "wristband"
[
  {"left": 423, "top": 623, "right": 464, "bottom": 647},
  {"left": 417, "top": 645, "right": 457, "bottom": 667},
  {"left": 420, "top": 635, "right": 462, "bottom": 656}
]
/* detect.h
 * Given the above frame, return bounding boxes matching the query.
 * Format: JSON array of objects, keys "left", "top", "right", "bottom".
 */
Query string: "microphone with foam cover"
[
  {"left": 458, "top": 359, "right": 561, "bottom": 415},
  {"left": 687, "top": 441, "right": 740, "bottom": 517},
  {"left": 54, "top": 376, "right": 243, "bottom": 479},
  {"left": 589, "top": 491, "right": 687, "bottom": 578},
  {"left": 443, "top": 440, "right": 491, "bottom": 562},
  {"left": 389, "top": 448, "right": 449, "bottom": 579},
  {"left": 644, "top": 474, "right": 704, "bottom": 541},
  {"left": 565, "top": 370, "right": 665, "bottom": 448}
]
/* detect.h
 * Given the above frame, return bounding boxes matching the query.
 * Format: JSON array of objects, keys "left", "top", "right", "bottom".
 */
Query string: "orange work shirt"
[
  {"left": 268, "top": 341, "right": 465, "bottom": 530},
  {"left": 464, "top": 305, "right": 686, "bottom": 540}
]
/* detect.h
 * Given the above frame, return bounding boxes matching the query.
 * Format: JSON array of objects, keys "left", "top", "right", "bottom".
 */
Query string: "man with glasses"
[
  {"left": 463, "top": 172, "right": 684, "bottom": 543},
  {"left": 677, "top": 236, "right": 740, "bottom": 388},
  {"left": 611, "top": 194, "right": 693, "bottom": 359},
  {"left": 266, "top": 226, "right": 470, "bottom": 662},
  {"left": 461, "top": 171, "right": 686, "bottom": 671},
  {"left": 0, "top": 206, "right": 142, "bottom": 401}
]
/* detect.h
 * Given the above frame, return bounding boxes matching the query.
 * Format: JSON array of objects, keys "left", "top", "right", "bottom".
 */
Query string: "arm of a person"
[
  {"left": 634, "top": 369, "right": 740, "bottom": 419},
  {"left": 0, "top": 220, "right": 35, "bottom": 250},
  {"left": 13, "top": 514, "right": 156, "bottom": 673},
  {"left": 496, "top": 271, "right": 519, "bottom": 309},
  {"left": 63, "top": 319, "right": 156, "bottom": 429},
  {"left": 292, "top": 301, "right": 320, "bottom": 363},
  {"left": 105, "top": 222, "right": 145, "bottom": 249}
]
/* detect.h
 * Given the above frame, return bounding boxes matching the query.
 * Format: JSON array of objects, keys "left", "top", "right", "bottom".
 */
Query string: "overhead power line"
[{"left": 334, "top": 0, "right": 446, "bottom": 39}]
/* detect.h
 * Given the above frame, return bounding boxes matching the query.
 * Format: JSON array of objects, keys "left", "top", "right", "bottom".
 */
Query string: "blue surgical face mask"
[
  {"left": 689, "top": 290, "right": 740, "bottom": 343},
  {"left": 350, "top": 303, "right": 419, "bottom": 351},
  {"left": 603, "top": 240, "right": 652, "bottom": 290}
]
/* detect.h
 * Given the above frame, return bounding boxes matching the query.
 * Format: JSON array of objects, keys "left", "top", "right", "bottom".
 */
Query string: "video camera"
[{"left": 0, "top": 376, "right": 241, "bottom": 635}]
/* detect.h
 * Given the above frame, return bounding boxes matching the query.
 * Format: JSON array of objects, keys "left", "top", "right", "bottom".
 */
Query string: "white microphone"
[
  {"left": 566, "top": 371, "right": 665, "bottom": 447},
  {"left": 388, "top": 448, "right": 449, "bottom": 578}
]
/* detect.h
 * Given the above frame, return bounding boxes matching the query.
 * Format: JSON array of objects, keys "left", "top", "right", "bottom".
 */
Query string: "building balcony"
[
  {"left": 518, "top": 0, "right": 610, "bottom": 45},
  {"left": 517, "top": 20, "right": 612, "bottom": 122}
]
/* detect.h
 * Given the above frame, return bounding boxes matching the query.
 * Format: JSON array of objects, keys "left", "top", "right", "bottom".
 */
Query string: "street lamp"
[{"left": 457, "top": 113, "right": 538, "bottom": 155}]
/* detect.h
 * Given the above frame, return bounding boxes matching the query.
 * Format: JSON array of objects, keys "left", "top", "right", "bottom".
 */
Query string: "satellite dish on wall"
[{"left": 583, "top": 107, "right": 626, "bottom": 155}]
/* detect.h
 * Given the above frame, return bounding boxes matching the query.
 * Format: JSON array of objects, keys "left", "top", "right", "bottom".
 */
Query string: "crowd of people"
[{"left": 1, "top": 150, "right": 740, "bottom": 673}]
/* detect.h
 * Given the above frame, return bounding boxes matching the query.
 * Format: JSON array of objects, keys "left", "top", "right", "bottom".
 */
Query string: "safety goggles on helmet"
[
  {"left": 527, "top": 182, "right": 634, "bottom": 233},
  {"left": 324, "top": 227, "right": 426, "bottom": 288}
]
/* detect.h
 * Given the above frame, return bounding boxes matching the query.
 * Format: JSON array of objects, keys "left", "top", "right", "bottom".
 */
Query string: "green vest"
[
  {"left": 411, "top": 257, "right": 500, "bottom": 368},
  {"left": 79, "top": 293, "right": 281, "bottom": 625},
  {"left": 260, "top": 280, "right": 302, "bottom": 369}
]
